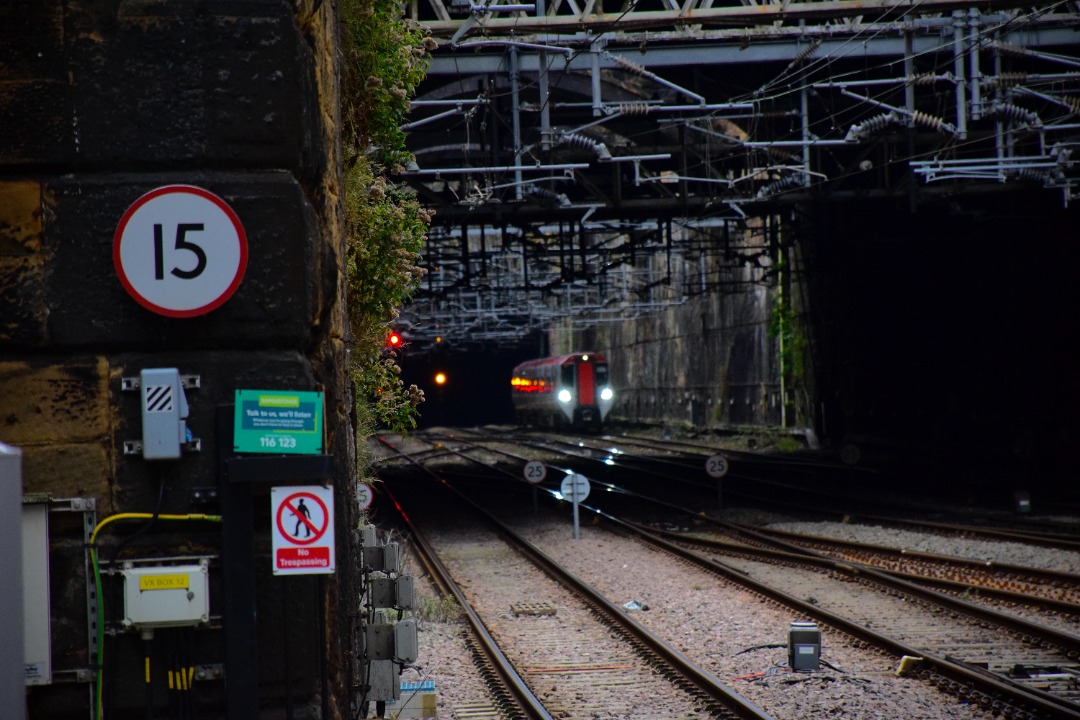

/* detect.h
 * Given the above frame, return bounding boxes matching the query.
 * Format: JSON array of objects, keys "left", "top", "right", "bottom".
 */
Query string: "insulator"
[
  {"left": 610, "top": 54, "right": 646, "bottom": 77},
  {"left": 1011, "top": 168, "right": 1053, "bottom": 184},
  {"left": 557, "top": 131, "right": 611, "bottom": 159},
  {"left": 911, "top": 109, "right": 948, "bottom": 133},
  {"left": 526, "top": 186, "right": 570, "bottom": 205},
  {"left": 982, "top": 72, "right": 1028, "bottom": 89},
  {"left": 991, "top": 41, "right": 1031, "bottom": 58},
  {"left": 617, "top": 102, "right": 651, "bottom": 116},
  {"left": 906, "top": 73, "right": 939, "bottom": 86},
  {"left": 847, "top": 111, "right": 898, "bottom": 140},
  {"left": 985, "top": 102, "right": 1041, "bottom": 126},
  {"left": 756, "top": 173, "right": 804, "bottom": 198},
  {"left": 789, "top": 38, "right": 822, "bottom": 68}
]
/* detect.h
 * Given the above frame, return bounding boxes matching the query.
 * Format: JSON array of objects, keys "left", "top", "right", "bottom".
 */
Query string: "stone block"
[
  {"left": 0, "top": 357, "right": 110, "bottom": 446},
  {"left": 0, "top": 181, "right": 47, "bottom": 344}
]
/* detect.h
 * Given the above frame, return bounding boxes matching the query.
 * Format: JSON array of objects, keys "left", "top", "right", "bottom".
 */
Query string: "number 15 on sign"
[{"left": 114, "top": 185, "right": 248, "bottom": 318}]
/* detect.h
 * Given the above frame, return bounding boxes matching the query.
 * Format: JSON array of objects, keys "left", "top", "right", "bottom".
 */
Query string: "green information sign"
[{"left": 234, "top": 389, "right": 324, "bottom": 455}]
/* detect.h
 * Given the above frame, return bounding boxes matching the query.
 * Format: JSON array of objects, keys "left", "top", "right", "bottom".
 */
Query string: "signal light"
[
  {"left": 386, "top": 332, "right": 402, "bottom": 349},
  {"left": 434, "top": 372, "right": 447, "bottom": 385}
]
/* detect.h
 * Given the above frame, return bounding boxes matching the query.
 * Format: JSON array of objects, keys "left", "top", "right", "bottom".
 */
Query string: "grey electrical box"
[
  {"left": 22, "top": 501, "right": 51, "bottom": 685},
  {"left": 395, "top": 618, "right": 418, "bottom": 664},
  {"left": 140, "top": 368, "right": 189, "bottom": 460},
  {"left": 2, "top": 444, "right": 27, "bottom": 720},
  {"left": 369, "top": 575, "right": 415, "bottom": 609},
  {"left": 122, "top": 561, "right": 210, "bottom": 628},
  {"left": 788, "top": 622, "right": 821, "bottom": 671}
]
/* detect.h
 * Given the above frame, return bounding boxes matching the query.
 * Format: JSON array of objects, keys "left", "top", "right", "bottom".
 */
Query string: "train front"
[{"left": 558, "top": 353, "right": 614, "bottom": 431}]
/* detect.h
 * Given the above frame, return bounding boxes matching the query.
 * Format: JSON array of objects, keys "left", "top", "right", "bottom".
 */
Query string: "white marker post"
[{"left": 560, "top": 473, "right": 591, "bottom": 539}]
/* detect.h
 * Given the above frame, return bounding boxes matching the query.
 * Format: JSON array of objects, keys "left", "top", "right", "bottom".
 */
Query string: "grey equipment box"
[{"left": 788, "top": 622, "right": 821, "bottom": 671}]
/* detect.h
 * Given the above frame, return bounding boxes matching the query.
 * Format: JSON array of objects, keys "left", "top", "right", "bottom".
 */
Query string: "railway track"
[
  {"left": 372, "top": 430, "right": 1080, "bottom": 718},
  {"left": 377, "top": 438, "right": 777, "bottom": 720}
]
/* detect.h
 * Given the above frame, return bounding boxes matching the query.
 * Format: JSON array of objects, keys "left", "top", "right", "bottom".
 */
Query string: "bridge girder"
[{"left": 396, "top": 1, "right": 1080, "bottom": 351}]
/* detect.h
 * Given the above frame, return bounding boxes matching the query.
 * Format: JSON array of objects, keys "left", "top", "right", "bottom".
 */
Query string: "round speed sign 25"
[{"left": 114, "top": 185, "right": 248, "bottom": 318}]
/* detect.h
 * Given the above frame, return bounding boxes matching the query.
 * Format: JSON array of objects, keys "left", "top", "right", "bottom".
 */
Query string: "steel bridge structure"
[{"left": 397, "top": 0, "right": 1080, "bottom": 350}]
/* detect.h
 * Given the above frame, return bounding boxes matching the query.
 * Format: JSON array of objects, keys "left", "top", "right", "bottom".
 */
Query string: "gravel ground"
[
  {"left": 394, "top": 508, "right": 1037, "bottom": 720},
  {"left": 761, "top": 519, "right": 1080, "bottom": 573}
]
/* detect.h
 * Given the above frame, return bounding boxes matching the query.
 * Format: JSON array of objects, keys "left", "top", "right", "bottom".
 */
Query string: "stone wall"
[
  {"left": 551, "top": 218, "right": 802, "bottom": 433},
  {"left": 1, "top": 2, "right": 353, "bottom": 717}
]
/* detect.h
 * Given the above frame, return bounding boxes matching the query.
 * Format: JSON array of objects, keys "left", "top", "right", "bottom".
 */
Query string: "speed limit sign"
[
  {"left": 523, "top": 460, "right": 547, "bottom": 484},
  {"left": 357, "top": 482, "right": 374, "bottom": 511},
  {"left": 114, "top": 185, "right": 248, "bottom": 318},
  {"left": 705, "top": 454, "right": 729, "bottom": 478}
]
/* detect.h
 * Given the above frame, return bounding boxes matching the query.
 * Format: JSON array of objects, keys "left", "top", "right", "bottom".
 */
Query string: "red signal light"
[{"left": 387, "top": 332, "right": 402, "bottom": 348}]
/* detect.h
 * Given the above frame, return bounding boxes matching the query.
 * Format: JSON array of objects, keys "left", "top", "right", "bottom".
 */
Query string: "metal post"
[
  {"left": 800, "top": 83, "right": 811, "bottom": 186},
  {"left": 217, "top": 405, "right": 260, "bottom": 717},
  {"left": 537, "top": 0, "right": 552, "bottom": 150},
  {"left": 509, "top": 46, "right": 524, "bottom": 197},
  {"left": 590, "top": 35, "right": 603, "bottom": 117},
  {"left": 953, "top": 10, "right": 968, "bottom": 139},
  {"left": 969, "top": 9, "right": 982, "bottom": 120}
]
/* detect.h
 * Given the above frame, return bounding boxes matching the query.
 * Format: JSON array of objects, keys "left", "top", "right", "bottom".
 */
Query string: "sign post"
[
  {"left": 524, "top": 460, "right": 546, "bottom": 512},
  {"left": 705, "top": 454, "right": 729, "bottom": 510},
  {"left": 114, "top": 185, "right": 247, "bottom": 317},
  {"left": 560, "top": 473, "right": 590, "bottom": 540},
  {"left": 271, "top": 486, "right": 335, "bottom": 575}
]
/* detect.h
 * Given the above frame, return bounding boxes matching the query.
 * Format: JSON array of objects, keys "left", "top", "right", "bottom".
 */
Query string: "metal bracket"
[
  {"left": 191, "top": 486, "right": 219, "bottom": 504},
  {"left": 122, "top": 374, "right": 201, "bottom": 391},
  {"left": 123, "top": 438, "right": 201, "bottom": 455},
  {"left": 194, "top": 663, "right": 225, "bottom": 682}
]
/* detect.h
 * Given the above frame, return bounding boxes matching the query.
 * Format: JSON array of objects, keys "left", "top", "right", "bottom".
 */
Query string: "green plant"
[
  {"left": 768, "top": 300, "right": 807, "bottom": 385},
  {"left": 416, "top": 593, "right": 463, "bottom": 623},
  {"left": 340, "top": 0, "right": 435, "bottom": 437}
]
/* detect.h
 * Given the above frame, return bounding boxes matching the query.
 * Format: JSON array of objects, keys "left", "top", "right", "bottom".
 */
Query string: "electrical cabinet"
[
  {"left": 122, "top": 561, "right": 210, "bottom": 628},
  {"left": 788, "top": 622, "right": 821, "bottom": 671}
]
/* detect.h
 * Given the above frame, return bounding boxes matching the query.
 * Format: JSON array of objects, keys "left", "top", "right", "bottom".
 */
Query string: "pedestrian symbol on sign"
[{"left": 292, "top": 498, "right": 313, "bottom": 538}]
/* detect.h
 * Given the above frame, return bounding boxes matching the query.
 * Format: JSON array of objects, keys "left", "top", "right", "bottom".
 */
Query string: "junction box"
[
  {"left": 788, "top": 622, "right": 821, "bottom": 671},
  {"left": 121, "top": 560, "right": 210, "bottom": 628}
]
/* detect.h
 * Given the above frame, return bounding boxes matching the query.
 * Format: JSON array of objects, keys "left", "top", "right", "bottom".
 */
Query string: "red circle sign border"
[
  {"left": 113, "top": 184, "right": 249, "bottom": 318},
  {"left": 357, "top": 482, "right": 374, "bottom": 511},
  {"left": 275, "top": 491, "right": 330, "bottom": 546}
]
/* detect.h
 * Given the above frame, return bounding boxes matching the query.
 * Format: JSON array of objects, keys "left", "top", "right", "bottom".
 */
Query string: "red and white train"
[{"left": 510, "top": 352, "right": 615, "bottom": 431}]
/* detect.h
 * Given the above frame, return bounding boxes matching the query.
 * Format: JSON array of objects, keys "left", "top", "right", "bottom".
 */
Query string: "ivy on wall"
[{"left": 340, "top": 0, "right": 436, "bottom": 437}]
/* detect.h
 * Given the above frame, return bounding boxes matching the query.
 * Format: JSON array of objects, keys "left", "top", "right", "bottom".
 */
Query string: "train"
[{"left": 510, "top": 352, "right": 615, "bottom": 431}]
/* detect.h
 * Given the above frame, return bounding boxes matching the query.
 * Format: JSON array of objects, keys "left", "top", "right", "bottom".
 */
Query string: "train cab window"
[
  {"left": 560, "top": 363, "right": 575, "bottom": 387},
  {"left": 595, "top": 365, "right": 609, "bottom": 386}
]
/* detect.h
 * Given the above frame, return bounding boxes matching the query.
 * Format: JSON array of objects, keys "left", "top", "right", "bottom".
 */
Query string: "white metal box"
[
  {"left": 22, "top": 501, "right": 51, "bottom": 685},
  {"left": 122, "top": 562, "right": 210, "bottom": 628}
]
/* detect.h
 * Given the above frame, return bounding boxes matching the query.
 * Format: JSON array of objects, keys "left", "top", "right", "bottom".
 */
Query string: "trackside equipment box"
[{"left": 788, "top": 622, "right": 821, "bottom": 671}]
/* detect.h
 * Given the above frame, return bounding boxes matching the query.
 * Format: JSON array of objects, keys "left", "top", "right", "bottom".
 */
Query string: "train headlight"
[
  {"left": 600, "top": 387, "right": 613, "bottom": 401},
  {"left": 557, "top": 389, "right": 572, "bottom": 403}
]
